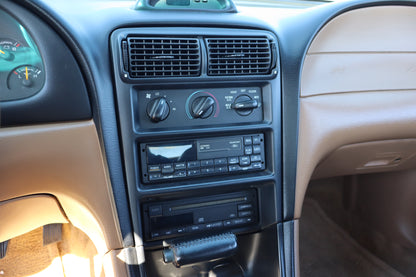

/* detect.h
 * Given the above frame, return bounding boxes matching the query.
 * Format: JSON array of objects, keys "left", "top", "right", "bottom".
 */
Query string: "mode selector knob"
[
  {"left": 146, "top": 97, "right": 170, "bottom": 122},
  {"left": 191, "top": 96, "right": 215, "bottom": 119},
  {"left": 232, "top": 95, "right": 258, "bottom": 116}
]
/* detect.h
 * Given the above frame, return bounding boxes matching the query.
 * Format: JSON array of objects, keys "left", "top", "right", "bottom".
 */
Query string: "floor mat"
[
  {"left": 0, "top": 224, "right": 103, "bottom": 277},
  {"left": 300, "top": 199, "right": 405, "bottom": 277},
  {"left": 0, "top": 227, "right": 65, "bottom": 277}
]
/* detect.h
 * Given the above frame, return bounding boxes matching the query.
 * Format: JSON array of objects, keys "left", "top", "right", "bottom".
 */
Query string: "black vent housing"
[
  {"left": 126, "top": 37, "right": 201, "bottom": 78},
  {"left": 206, "top": 38, "right": 272, "bottom": 76}
]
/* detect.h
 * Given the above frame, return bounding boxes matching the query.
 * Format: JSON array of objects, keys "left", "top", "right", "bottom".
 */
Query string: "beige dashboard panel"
[
  {"left": 0, "top": 195, "right": 68, "bottom": 242},
  {"left": 307, "top": 6, "right": 416, "bottom": 53},
  {"left": 296, "top": 91, "right": 416, "bottom": 217},
  {"left": 312, "top": 139, "right": 416, "bottom": 179},
  {"left": 296, "top": 5, "right": 416, "bottom": 218},
  {"left": 302, "top": 6, "right": 416, "bottom": 97},
  {"left": 296, "top": 90, "right": 416, "bottom": 218},
  {"left": 0, "top": 120, "right": 122, "bottom": 253},
  {"left": 302, "top": 53, "right": 416, "bottom": 96}
]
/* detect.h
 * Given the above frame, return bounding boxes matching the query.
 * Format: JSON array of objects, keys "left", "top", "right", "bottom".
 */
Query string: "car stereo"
[
  {"left": 140, "top": 133, "right": 265, "bottom": 183},
  {"left": 143, "top": 190, "right": 258, "bottom": 240}
]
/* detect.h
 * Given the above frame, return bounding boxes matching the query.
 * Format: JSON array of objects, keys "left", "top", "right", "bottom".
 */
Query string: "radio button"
[
  {"left": 244, "top": 136, "right": 253, "bottom": 145},
  {"left": 252, "top": 135, "right": 261, "bottom": 145},
  {"left": 174, "top": 170, "right": 187, "bottom": 178},
  {"left": 188, "top": 169, "right": 201, "bottom": 176},
  {"left": 214, "top": 158, "right": 227, "bottom": 166},
  {"left": 228, "top": 157, "right": 239, "bottom": 165},
  {"left": 174, "top": 162, "right": 186, "bottom": 170},
  {"left": 231, "top": 218, "right": 246, "bottom": 226},
  {"left": 148, "top": 165, "right": 161, "bottom": 173},
  {"left": 229, "top": 165, "right": 241, "bottom": 172},
  {"left": 252, "top": 162, "right": 263, "bottom": 169},
  {"left": 244, "top": 146, "right": 253, "bottom": 155},
  {"left": 205, "top": 221, "right": 223, "bottom": 229},
  {"left": 162, "top": 229, "right": 174, "bottom": 236},
  {"left": 238, "top": 204, "right": 253, "bottom": 211},
  {"left": 240, "top": 164, "right": 253, "bottom": 171},
  {"left": 151, "top": 232, "right": 161, "bottom": 238},
  {"left": 201, "top": 167, "right": 215, "bottom": 174},
  {"left": 215, "top": 166, "right": 228, "bottom": 173},
  {"left": 196, "top": 217, "right": 205, "bottom": 223},
  {"left": 177, "top": 227, "right": 186, "bottom": 234},
  {"left": 186, "top": 225, "right": 202, "bottom": 233},
  {"left": 224, "top": 220, "right": 233, "bottom": 227},
  {"left": 228, "top": 212, "right": 237, "bottom": 219},
  {"left": 201, "top": 159, "right": 214, "bottom": 167},
  {"left": 253, "top": 145, "right": 262, "bottom": 154},
  {"left": 250, "top": 155, "right": 262, "bottom": 162},
  {"left": 238, "top": 211, "right": 253, "bottom": 217},
  {"left": 161, "top": 164, "right": 174, "bottom": 174},
  {"left": 149, "top": 173, "right": 162, "bottom": 181},
  {"left": 187, "top": 161, "right": 200, "bottom": 168},
  {"left": 149, "top": 205, "right": 163, "bottom": 217},
  {"left": 239, "top": 156, "right": 251, "bottom": 167},
  {"left": 243, "top": 217, "right": 254, "bottom": 224}
]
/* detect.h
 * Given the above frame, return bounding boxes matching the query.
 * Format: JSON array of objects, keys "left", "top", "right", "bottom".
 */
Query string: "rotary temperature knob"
[
  {"left": 232, "top": 95, "right": 258, "bottom": 116},
  {"left": 190, "top": 96, "right": 215, "bottom": 119},
  {"left": 146, "top": 97, "right": 170, "bottom": 122}
]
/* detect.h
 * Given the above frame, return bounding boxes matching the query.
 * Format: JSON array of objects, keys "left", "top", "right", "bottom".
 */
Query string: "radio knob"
[
  {"left": 232, "top": 95, "right": 258, "bottom": 116},
  {"left": 191, "top": 96, "right": 215, "bottom": 119},
  {"left": 146, "top": 97, "right": 170, "bottom": 122}
]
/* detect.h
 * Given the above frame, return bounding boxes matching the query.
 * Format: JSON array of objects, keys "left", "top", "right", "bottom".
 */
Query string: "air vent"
[
  {"left": 126, "top": 37, "right": 201, "bottom": 78},
  {"left": 206, "top": 38, "right": 272, "bottom": 76}
]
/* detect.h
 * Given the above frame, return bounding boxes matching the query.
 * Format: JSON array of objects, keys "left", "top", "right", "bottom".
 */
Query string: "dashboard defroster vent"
[
  {"left": 126, "top": 37, "right": 201, "bottom": 78},
  {"left": 206, "top": 38, "right": 272, "bottom": 76}
]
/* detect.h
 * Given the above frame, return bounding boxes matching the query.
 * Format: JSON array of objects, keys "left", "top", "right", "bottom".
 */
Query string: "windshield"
[{"left": 234, "top": 0, "right": 337, "bottom": 8}]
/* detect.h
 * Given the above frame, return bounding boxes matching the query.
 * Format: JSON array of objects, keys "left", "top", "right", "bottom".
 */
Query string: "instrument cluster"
[{"left": 0, "top": 10, "right": 44, "bottom": 101}]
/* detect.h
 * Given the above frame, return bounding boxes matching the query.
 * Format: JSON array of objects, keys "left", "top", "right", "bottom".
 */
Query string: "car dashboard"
[{"left": 1, "top": 0, "right": 416, "bottom": 276}]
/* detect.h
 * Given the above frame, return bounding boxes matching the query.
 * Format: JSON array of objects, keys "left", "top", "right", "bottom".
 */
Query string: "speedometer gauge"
[{"left": 6, "top": 65, "right": 45, "bottom": 98}]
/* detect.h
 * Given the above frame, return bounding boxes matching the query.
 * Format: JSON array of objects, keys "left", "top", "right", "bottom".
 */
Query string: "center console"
[{"left": 111, "top": 27, "right": 282, "bottom": 276}]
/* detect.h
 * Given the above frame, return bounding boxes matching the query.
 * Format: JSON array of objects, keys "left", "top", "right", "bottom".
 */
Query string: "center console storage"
[{"left": 111, "top": 27, "right": 282, "bottom": 276}]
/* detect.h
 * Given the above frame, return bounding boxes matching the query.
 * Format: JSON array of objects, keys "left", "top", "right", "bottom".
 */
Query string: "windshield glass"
[{"left": 234, "top": 0, "right": 337, "bottom": 8}]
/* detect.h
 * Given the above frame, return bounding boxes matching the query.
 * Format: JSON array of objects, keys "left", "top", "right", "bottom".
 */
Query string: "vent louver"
[
  {"left": 206, "top": 38, "right": 272, "bottom": 76},
  {"left": 126, "top": 37, "right": 201, "bottom": 78}
]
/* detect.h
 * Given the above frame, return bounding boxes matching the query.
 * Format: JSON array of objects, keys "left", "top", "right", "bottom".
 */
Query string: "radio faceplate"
[
  {"left": 143, "top": 190, "right": 258, "bottom": 240},
  {"left": 140, "top": 133, "right": 266, "bottom": 183}
]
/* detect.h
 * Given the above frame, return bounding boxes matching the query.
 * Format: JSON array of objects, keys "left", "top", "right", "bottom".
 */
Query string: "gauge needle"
[
  {"left": 0, "top": 50, "right": 4, "bottom": 54},
  {"left": 25, "top": 66, "right": 28, "bottom": 80}
]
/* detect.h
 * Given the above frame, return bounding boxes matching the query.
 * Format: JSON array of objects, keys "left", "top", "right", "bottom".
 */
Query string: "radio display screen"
[{"left": 147, "top": 142, "right": 197, "bottom": 164}]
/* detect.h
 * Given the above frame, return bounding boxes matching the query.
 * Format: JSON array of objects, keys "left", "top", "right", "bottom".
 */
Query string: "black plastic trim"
[
  {"left": 111, "top": 27, "right": 283, "bottom": 267},
  {"left": 113, "top": 28, "right": 278, "bottom": 83}
]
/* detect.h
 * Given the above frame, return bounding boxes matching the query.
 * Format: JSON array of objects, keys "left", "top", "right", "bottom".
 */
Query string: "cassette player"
[
  {"left": 140, "top": 133, "right": 265, "bottom": 183},
  {"left": 143, "top": 190, "right": 258, "bottom": 240}
]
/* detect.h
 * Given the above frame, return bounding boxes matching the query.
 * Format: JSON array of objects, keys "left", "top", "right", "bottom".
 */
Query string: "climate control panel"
[{"left": 135, "top": 87, "right": 263, "bottom": 129}]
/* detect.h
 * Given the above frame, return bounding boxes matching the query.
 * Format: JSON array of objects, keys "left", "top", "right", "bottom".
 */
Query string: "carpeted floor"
[
  {"left": 300, "top": 199, "right": 404, "bottom": 277},
  {"left": 0, "top": 224, "right": 103, "bottom": 277}
]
